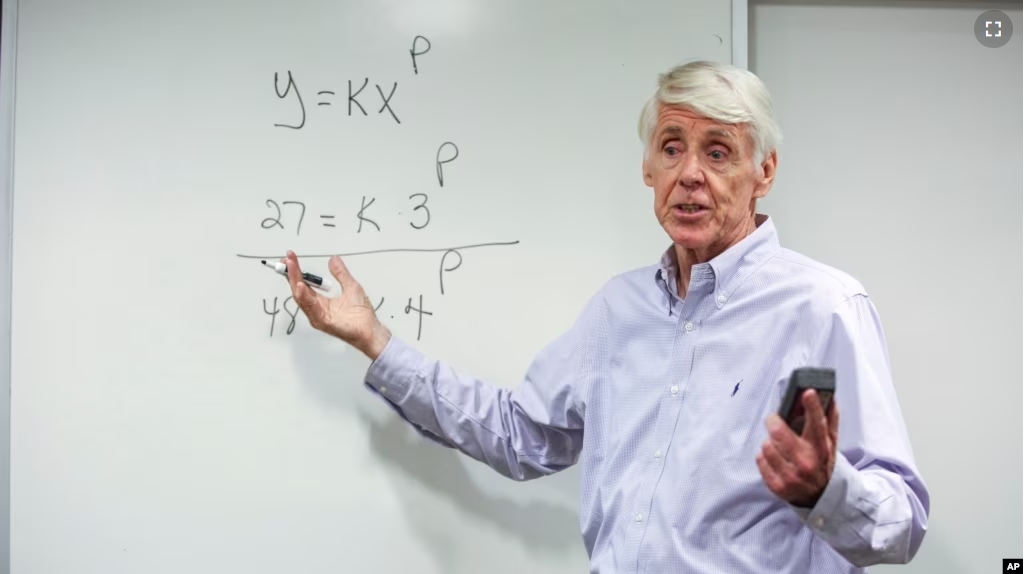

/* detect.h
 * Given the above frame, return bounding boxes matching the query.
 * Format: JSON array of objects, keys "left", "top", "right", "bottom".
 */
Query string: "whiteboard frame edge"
[
  {"left": 731, "top": 0, "right": 749, "bottom": 69},
  {"left": 0, "top": 0, "right": 16, "bottom": 571}
]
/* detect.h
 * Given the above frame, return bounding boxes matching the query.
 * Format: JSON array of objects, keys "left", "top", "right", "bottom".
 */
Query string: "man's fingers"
[
  {"left": 766, "top": 415, "right": 800, "bottom": 464},
  {"left": 756, "top": 452, "right": 784, "bottom": 495},
  {"left": 284, "top": 251, "right": 305, "bottom": 290},
  {"left": 283, "top": 252, "right": 321, "bottom": 313},
  {"left": 292, "top": 280, "right": 318, "bottom": 308},
  {"left": 800, "top": 390, "right": 830, "bottom": 454},
  {"left": 827, "top": 400, "right": 840, "bottom": 445},
  {"left": 760, "top": 439, "right": 797, "bottom": 490},
  {"left": 803, "top": 389, "right": 825, "bottom": 421},
  {"left": 328, "top": 255, "right": 357, "bottom": 289}
]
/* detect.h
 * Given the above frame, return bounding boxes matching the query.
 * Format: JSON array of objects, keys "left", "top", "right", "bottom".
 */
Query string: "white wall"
[{"left": 751, "top": 1, "right": 1022, "bottom": 571}]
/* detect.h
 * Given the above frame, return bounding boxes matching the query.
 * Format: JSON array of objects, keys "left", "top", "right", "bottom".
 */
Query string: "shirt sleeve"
[
  {"left": 792, "top": 293, "right": 930, "bottom": 567},
  {"left": 361, "top": 291, "right": 607, "bottom": 481}
]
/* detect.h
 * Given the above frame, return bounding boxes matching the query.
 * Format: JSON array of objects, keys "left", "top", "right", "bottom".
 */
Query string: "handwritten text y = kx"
[{"left": 274, "top": 72, "right": 401, "bottom": 129}]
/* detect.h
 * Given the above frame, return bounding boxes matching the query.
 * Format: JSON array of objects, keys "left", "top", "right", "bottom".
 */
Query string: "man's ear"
[
  {"left": 642, "top": 155, "right": 654, "bottom": 187},
  {"left": 752, "top": 150, "right": 777, "bottom": 199}
]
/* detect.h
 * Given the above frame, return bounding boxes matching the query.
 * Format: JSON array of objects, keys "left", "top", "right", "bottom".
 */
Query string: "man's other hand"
[{"left": 756, "top": 389, "right": 839, "bottom": 508}]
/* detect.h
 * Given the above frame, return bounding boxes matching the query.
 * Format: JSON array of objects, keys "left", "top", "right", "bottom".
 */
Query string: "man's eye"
[
  {"left": 709, "top": 150, "right": 726, "bottom": 160},
  {"left": 664, "top": 145, "right": 680, "bottom": 156}
]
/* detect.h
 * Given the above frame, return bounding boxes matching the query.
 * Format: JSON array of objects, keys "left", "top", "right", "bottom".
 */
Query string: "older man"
[{"left": 282, "top": 60, "right": 929, "bottom": 572}]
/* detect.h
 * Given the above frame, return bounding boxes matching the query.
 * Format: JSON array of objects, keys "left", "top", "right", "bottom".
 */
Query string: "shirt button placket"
[{"left": 634, "top": 308, "right": 695, "bottom": 564}]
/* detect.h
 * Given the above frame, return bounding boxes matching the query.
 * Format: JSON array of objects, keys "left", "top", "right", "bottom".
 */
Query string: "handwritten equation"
[
  {"left": 263, "top": 293, "right": 433, "bottom": 341},
  {"left": 246, "top": 241, "right": 519, "bottom": 341},
  {"left": 260, "top": 195, "right": 432, "bottom": 234},
  {"left": 272, "top": 36, "right": 433, "bottom": 130},
  {"left": 260, "top": 144, "right": 457, "bottom": 244},
  {"left": 252, "top": 35, "right": 517, "bottom": 343}
]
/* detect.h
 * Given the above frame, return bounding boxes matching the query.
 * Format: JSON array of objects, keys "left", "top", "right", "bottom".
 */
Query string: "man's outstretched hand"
[
  {"left": 756, "top": 389, "right": 840, "bottom": 509},
  {"left": 282, "top": 251, "right": 391, "bottom": 360}
]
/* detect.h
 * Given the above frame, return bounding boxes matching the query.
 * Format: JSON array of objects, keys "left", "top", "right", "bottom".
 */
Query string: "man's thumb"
[{"left": 328, "top": 255, "right": 356, "bottom": 287}]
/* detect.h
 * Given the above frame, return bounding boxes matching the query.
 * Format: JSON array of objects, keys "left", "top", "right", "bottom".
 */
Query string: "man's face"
[{"left": 642, "top": 104, "right": 776, "bottom": 261}]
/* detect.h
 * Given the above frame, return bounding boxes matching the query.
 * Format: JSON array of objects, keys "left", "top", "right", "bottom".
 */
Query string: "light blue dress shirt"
[{"left": 364, "top": 215, "right": 929, "bottom": 573}]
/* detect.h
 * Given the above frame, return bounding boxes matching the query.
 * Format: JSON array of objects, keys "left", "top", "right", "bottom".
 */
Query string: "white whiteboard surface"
[{"left": 7, "top": 1, "right": 737, "bottom": 572}]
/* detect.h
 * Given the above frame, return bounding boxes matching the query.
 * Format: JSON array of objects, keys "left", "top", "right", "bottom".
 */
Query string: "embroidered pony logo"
[{"left": 731, "top": 379, "right": 743, "bottom": 396}]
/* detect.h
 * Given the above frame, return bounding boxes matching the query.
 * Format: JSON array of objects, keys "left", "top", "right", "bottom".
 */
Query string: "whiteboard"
[{"left": 5, "top": 1, "right": 739, "bottom": 572}]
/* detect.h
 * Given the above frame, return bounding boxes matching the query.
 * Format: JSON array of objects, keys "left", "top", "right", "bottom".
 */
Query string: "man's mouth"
[{"left": 674, "top": 203, "right": 708, "bottom": 214}]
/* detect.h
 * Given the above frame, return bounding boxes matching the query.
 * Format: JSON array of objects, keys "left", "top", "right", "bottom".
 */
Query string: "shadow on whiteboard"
[
  {"left": 357, "top": 411, "right": 582, "bottom": 560},
  {"left": 286, "top": 328, "right": 583, "bottom": 569}
]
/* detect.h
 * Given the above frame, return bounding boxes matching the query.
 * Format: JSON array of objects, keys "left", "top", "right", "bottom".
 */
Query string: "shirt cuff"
[
  {"left": 362, "top": 336, "right": 457, "bottom": 451},
  {"left": 364, "top": 335, "right": 427, "bottom": 405},
  {"left": 795, "top": 452, "right": 866, "bottom": 537}
]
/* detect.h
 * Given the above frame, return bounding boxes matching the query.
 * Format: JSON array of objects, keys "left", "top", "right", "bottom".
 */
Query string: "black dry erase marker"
[{"left": 261, "top": 260, "right": 335, "bottom": 292}]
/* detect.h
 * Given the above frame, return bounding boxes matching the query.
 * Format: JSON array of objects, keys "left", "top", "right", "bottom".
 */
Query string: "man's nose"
[{"left": 676, "top": 152, "right": 705, "bottom": 187}]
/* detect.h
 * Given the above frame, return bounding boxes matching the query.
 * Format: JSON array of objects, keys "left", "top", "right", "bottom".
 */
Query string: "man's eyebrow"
[{"left": 658, "top": 126, "right": 684, "bottom": 138}]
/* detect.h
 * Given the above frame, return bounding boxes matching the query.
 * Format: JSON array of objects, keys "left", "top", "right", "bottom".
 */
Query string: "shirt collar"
[{"left": 655, "top": 213, "right": 780, "bottom": 304}]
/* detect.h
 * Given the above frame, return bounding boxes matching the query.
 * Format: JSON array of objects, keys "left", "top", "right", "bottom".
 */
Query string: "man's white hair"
[{"left": 638, "top": 60, "right": 782, "bottom": 166}]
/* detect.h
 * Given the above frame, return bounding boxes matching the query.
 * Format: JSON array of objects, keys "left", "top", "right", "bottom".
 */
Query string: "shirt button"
[
  {"left": 717, "top": 294, "right": 726, "bottom": 303},
  {"left": 670, "top": 385, "right": 679, "bottom": 395},
  {"left": 655, "top": 450, "right": 662, "bottom": 458},
  {"left": 379, "top": 386, "right": 387, "bottom": 393},
  {"left": 684, "top": 321, "right": 694, "bottom": 331},
  {"left": 814, "top": 516, "right": 825, "bottom": 528},
  {"left": 635, "top": 513, "right": 643, "bottom": 522}
]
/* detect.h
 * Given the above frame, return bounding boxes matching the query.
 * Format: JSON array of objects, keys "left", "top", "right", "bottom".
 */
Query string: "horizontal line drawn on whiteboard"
[{"left": 234, "top": 240, "right": 520, "bottom": 260}]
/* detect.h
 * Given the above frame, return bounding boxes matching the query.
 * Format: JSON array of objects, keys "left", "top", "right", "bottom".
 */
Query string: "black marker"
[{"left": 261, "top": 260, "right": 335, "bottom": 292}]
